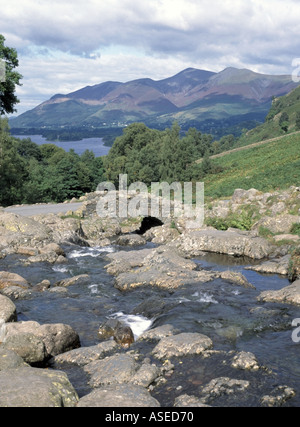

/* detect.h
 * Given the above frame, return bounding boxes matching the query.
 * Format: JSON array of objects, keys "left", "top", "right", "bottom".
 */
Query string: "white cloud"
[{"left": 1, "top": 0, "right": 300, "bottom": 114}]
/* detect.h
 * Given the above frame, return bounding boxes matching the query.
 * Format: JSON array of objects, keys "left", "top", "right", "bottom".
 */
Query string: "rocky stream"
[{"left": 0, "top": 187, "right": 299, "bottom": 407}]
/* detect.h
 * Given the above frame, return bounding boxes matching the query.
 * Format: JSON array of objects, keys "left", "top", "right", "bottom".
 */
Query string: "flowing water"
[{"left": 1, "top": 243, "right": 300, "bottom": 407}]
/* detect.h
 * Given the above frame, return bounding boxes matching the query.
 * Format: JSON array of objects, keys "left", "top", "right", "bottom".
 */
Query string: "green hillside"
[
  {"left": 237, "top": 85, "right": 300, "bottom": 146},
  {"left": 203, "top": 132, "right": 300, "bottom": 199}
]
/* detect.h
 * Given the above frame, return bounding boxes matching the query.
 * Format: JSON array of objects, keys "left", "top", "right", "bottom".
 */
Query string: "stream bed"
[{"left": 1, "top": 243, "right": 300, "bottom": 407}]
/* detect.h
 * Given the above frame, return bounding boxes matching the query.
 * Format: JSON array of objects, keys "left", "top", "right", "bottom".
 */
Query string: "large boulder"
[
  {"left": 0, "top": 367, "right": 78, "bottom": 407},
  {"left": 5, "top": 321, "right": 80, "bottom": 357}
]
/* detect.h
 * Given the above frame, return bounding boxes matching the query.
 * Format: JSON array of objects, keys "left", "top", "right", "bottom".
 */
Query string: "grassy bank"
[{"left": 203, "top": 132, "right": 300, "bottom": 199}]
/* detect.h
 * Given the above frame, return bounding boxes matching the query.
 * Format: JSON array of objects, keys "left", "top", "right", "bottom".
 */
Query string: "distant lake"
[{"left": 13, "top": 135, "right": 111, "bottom": 157}]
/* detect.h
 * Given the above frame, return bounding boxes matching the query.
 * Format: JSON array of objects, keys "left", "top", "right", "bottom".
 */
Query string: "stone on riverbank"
[{"left": 0, "top": 367, "right": 79, "bottom": 407}]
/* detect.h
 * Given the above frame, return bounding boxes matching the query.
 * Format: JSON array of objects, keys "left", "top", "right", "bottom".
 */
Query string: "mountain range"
[{"left": 10, "top": 67, "right": 300, "bottom": 138}]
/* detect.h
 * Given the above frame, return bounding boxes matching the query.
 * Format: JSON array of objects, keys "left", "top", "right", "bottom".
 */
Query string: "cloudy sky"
[{"left": 1, "top": 0, "right": 300, "bottom": 115}]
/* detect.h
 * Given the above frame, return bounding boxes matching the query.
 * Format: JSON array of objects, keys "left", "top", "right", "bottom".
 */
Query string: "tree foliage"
[
  {"left": 104, "top": 122, "right": 217, "bottom": 186},
  {"left": 0, "top": 118, "right": 105, "bottom": 206},
  {"left": 0, "top": 35, "right": 22, "bottom": 115}
]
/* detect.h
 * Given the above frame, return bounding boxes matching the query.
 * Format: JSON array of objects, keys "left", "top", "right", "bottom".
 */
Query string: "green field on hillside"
[{"left": 203, "top": 132, "right": 300, "bottom": 199}]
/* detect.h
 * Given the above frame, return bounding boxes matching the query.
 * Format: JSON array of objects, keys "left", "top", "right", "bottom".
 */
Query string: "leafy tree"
[
  {"left": 296, "top": 112, "right": 300, "bottom": 131},
  {"left": 0, "top": 35, "right": 22, "bottom": 115},
  {"left": 279, "top": 112, "right": 289, "bottom": 132},
  {"left": 200, "top": 151, "right": 212, "bottom": 176},
  {"left": 0, "top": 118, "right": 27, "bottom": 205}
]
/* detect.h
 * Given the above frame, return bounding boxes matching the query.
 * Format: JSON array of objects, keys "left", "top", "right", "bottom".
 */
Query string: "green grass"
[{"left": 202, "top": 132, "right": 300, "bottom": 199}]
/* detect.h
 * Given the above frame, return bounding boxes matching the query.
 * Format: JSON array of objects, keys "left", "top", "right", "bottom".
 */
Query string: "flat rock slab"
[
  {"left": 245, "top": 255, "right": 291, "bottom": 276},
  {"left": 51, "top": 341, "right": 117, "bottom": 367},
  {"left": 258, "top": 279, "right": 300, "bottom": 306},
  {"left": 77, "top": 384, "right": 160, "bottom": 407},
  {"left": 115, "top": 268, "right": 215, "bottom": 291},
  {"left": 84, "top": 353, "right": 138, "bottom": 388},
  {"left": 152, "top": 332, "right": 213, "bottom": 359},
  {"left": 176, "top": 229, "right": 274, "bottom": 259},
  {"left": 0, "top": 367, "right": 79, "bottom": 407}
]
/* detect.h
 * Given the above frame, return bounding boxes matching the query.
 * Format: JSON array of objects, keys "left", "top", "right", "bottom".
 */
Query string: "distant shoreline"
[{"left": 12, "top": 134, "right": 111, "bottom": 157}]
